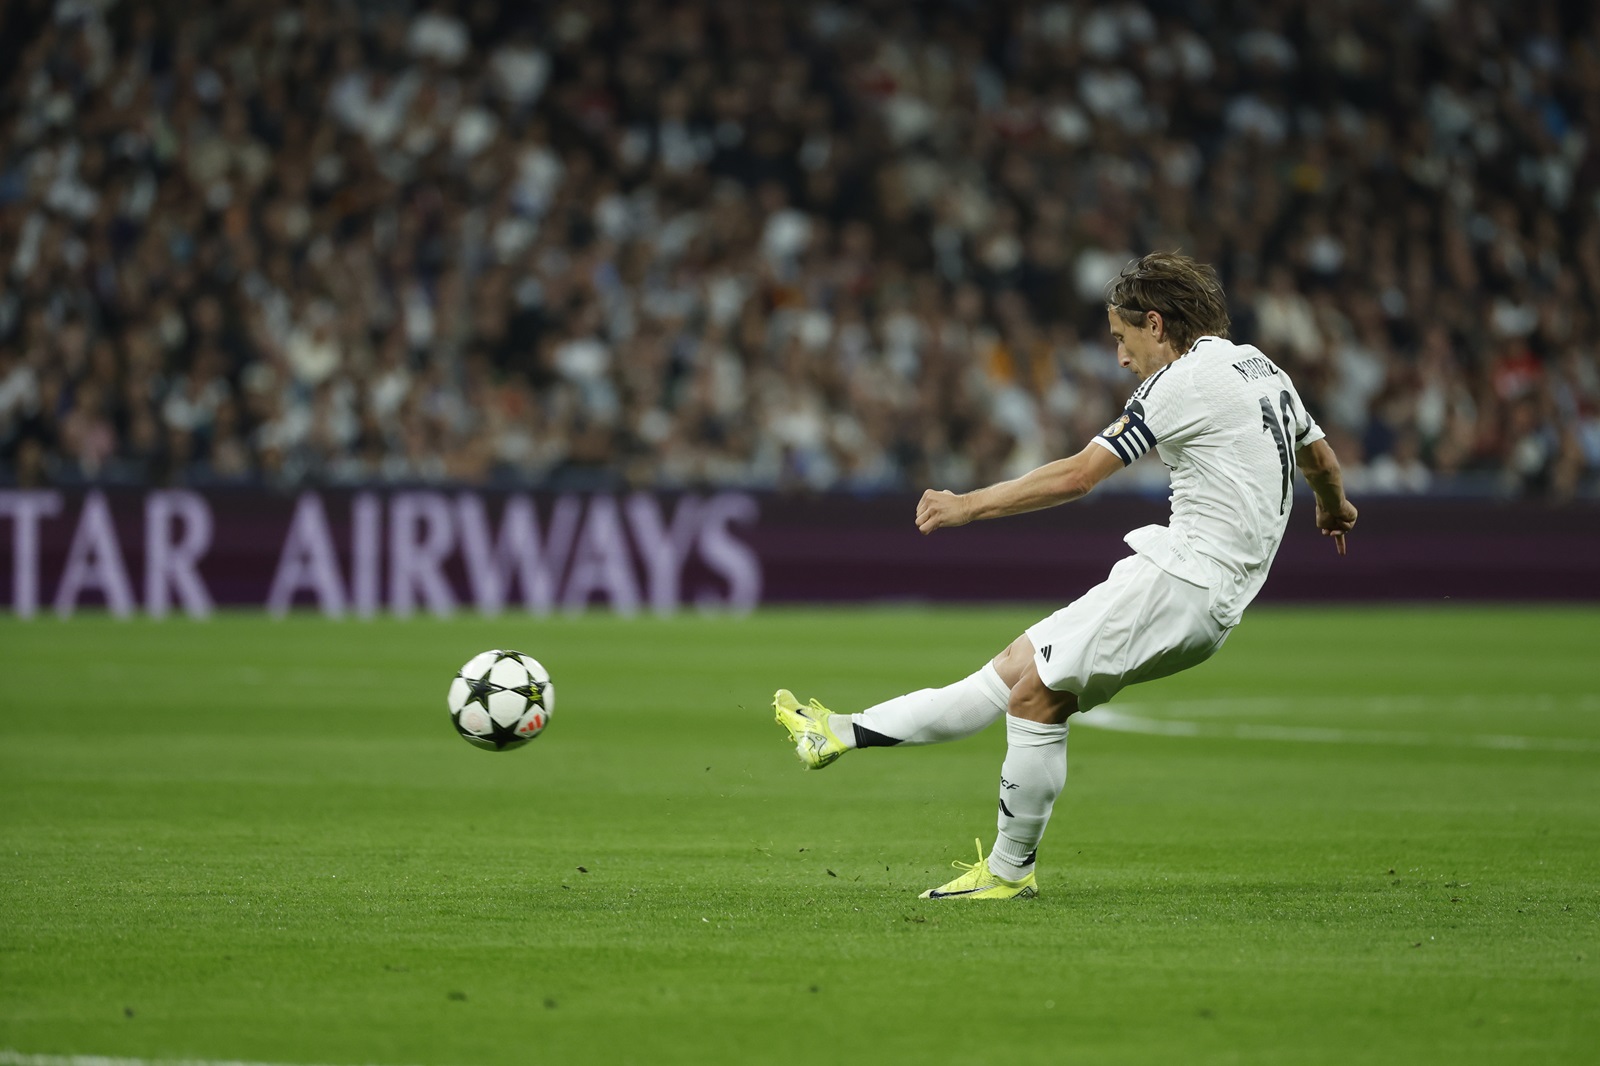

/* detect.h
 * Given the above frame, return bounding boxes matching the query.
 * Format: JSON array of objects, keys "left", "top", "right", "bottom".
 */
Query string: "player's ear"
[{"left": 1146, "top": 310, "right": 1165, "bottom": 341}]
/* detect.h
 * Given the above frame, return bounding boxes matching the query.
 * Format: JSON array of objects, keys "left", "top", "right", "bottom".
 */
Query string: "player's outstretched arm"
[
  {"left": 916, "top": 443, "right": 1123, "bottom": 534},
  {"left": 1295, "top": 438, "right": 1358, "bottom": 555}
]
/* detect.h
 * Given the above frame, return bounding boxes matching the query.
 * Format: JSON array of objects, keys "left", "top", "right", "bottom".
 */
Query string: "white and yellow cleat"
[
  {"left": 919, "top": 839, "right": 1038, "bottom": 900},
  {"left": 773, "top": 689, "right": 850, "bottom": 770}
]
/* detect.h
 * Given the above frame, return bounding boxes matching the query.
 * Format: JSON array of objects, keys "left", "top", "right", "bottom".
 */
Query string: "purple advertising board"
[{"left": 1, "top": 488, "right": 1597, "bottom": 618}]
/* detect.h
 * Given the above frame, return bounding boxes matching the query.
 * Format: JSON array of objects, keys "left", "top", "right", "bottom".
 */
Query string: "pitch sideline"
[{"left": 1079, "top": 705, "right": 1600, "bottom": 753}]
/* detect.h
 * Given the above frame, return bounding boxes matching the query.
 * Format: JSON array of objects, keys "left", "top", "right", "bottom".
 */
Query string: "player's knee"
[
  {"left": 1006, "top": 668, "right": 1078, "bottom": 724},
  {"left": 990, "top": 634, "right": 1035, "bottom": 689}
]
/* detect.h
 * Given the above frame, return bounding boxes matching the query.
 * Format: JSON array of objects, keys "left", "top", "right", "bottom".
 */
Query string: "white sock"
[
  {"left": 836, "top": 663, "right": 1010, "bottom": 748},
  {"left": 989, "top": 715, "right": 1069, "bottom": 880}
]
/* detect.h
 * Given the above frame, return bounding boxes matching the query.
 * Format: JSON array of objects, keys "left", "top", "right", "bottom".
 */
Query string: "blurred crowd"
[{"left": 2, "top": 0, "right": 1598, "bottom": 498}]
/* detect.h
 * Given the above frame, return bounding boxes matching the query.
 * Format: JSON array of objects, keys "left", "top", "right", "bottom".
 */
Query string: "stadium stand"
[{"left": 1, "top": 0, "right": 1596, "bottom": 497}]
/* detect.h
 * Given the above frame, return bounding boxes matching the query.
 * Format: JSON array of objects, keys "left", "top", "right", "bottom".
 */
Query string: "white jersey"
[{"left": 1089, "top": 335, "right": 1324, "bottom": 627}]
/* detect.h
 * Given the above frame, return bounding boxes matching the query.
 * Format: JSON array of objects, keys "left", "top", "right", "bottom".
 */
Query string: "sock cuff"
[
  {"left": 973, "top": 662, "right": 1011, "bottom": 711},
  {"left": 1005, "top": 714, "right": 1069, "bottom": 746}
]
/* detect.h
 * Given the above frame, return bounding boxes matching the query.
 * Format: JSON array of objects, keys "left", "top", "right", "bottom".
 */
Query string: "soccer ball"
[{"left": 447, "top": 650, "right": 554, "bottom": 752}]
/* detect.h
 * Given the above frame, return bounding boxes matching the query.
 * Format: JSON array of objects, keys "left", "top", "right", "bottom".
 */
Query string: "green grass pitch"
[{"left": 2, "top": 606, "right": 1598, "bottom": 1065}]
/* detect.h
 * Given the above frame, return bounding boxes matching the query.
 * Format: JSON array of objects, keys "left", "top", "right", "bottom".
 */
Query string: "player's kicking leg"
[{"left": 772, "top": 659, "right": 1012, "bottom": 769}]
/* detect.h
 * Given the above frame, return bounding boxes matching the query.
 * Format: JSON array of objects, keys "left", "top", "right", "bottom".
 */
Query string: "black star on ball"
[{"left": 460, "top": 666, "right": 502, "bottom": 712}]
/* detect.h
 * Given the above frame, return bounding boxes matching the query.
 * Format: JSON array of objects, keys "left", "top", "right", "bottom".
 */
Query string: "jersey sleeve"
[
  {"left": 1091, "top": 365, "right": 1204, "bottom": 466},
  {"left": 1284, "top": 377, "right": 1325, "bottom": 448}
]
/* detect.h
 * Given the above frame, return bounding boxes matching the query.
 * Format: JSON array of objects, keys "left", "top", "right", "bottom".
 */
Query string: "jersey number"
[{"left": 1259, "top": 391, "right": 1294, "bottom": 514}]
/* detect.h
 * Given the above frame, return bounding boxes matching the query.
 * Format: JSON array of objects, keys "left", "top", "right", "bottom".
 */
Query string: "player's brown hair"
[{"left": 1106, "top": 252, "right": 1231, "bottom": 354}]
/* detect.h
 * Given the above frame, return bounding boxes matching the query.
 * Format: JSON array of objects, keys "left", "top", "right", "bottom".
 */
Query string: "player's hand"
[
  {"left": 1316, "top": 497, "right": 1358, "bottom": 556},
  {"left": 916, "top": 489, "right": 972, "bottom": 535}
]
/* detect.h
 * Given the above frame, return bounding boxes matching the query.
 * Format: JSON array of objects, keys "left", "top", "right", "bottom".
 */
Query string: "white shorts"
[{"left": 1025, "top": 554, "right": 1230, "bottom": 712}]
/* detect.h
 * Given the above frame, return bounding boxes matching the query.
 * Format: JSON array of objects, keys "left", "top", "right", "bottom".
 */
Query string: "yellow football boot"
[
  {"left": 919, "top": 839, "right": 1038, "bottom": 900},
  {"left": 773, "top": 689, "right": 850, "bottom": 769}
]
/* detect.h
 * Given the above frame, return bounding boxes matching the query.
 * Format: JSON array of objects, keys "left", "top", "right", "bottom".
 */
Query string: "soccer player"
[{"left": 774, "top": 252, "right": 1358, "bottom": 899}]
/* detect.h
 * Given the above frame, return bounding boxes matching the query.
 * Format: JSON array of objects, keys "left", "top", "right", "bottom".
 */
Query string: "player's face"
[{"left": 1107, "top": 307, "right": 1166, "bottom": 380}]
